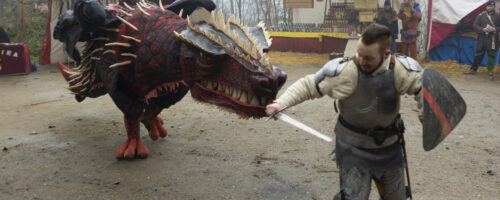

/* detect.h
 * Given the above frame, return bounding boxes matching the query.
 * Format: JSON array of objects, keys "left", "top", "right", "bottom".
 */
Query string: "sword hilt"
[{"left": 265, "top": 106, "right": 288, "bottom": 122}]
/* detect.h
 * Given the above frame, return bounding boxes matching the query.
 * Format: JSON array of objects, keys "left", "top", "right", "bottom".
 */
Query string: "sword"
[{"left": 266, "top": 107, "right": 332, "bottom": 142}]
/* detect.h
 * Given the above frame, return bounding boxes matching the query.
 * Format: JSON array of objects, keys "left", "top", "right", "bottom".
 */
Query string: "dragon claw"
[
  {"left": 147, "top": 117, "right": 168, "bottom": 140},
  {"left": 115, "top": 138, "right": 150, "bottom": 159}
]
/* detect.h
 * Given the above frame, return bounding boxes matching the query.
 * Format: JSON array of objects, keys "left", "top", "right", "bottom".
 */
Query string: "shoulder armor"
[
  {"left": 315, "top": 57, "right": 350, "bottom": 84},
  {"left": 395, "top": 55, "right": 423, "bottom": 72}
]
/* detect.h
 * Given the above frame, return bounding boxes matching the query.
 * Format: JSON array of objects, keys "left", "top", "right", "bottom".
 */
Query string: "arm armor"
[
  {"left": 395, "top": 55, "right": 423, "bottom": 73},
  {"left": 314, "top": 57, "right": 350, "bottom": 95}
]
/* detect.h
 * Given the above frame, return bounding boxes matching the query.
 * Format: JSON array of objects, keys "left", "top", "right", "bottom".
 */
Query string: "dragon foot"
[
  {"left": 115, "top": 137, "right": 150, "bottom": 159},
  {"left": 146, "top": 117, "right": 168, "bottom": 141}
]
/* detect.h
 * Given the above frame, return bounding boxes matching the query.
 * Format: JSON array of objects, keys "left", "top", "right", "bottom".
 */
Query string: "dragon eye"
[{"left": 199, "top": 52, "right": 214, "bottom": 65}]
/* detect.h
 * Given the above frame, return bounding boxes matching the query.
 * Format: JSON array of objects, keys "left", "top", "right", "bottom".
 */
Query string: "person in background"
[
  {"left": 464, "top": 0, "right": 499, "bottom": 81},
  {"left": 375, "top": 0, "right": 398, "bottom": 54},
  {"left": 398, "top": 0, "right": 421, "bottom": 59}
]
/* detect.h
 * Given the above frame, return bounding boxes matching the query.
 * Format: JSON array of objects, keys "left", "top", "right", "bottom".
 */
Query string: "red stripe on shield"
[{"left": 423, "top": 87, "right": 452, "bottom": 136}]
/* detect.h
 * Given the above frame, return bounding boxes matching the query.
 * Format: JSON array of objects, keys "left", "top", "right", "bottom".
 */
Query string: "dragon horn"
[
  {"left": 58, "top": 62, "right": 77, "bottom": 82},
  {"left": 57, "top": 62, "right": 84, "bottom": 94}
]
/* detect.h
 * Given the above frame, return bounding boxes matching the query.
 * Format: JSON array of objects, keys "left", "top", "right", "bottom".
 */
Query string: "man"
[
  {"left": 266, "top": 25, "right": 423, "bottom": 200},
  {"left": 464, "top": 0, "right": 499, "bottom": 81},
  {"left": 398, "top": 0, "right": 421, "bottom": 59},
  {"left": 375, "top": 0, "right": 398, "bottom": 54}
]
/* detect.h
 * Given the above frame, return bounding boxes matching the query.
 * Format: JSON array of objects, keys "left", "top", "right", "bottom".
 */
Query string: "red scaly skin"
[{"left": 58, "top": 2, "right": 286, "bottom": 159}]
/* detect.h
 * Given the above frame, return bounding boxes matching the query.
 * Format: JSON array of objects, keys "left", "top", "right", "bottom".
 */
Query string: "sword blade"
[{"left": 275, "top": 113, "right": 332, "bottom": 142}]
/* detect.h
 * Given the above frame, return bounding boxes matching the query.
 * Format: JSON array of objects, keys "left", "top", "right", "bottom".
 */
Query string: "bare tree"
[
  {"left": 229, "top": 0, "right": 234, "bottom": 14},
  {"left": 238, "top": 0, "right": 242, "bottom": 20}
]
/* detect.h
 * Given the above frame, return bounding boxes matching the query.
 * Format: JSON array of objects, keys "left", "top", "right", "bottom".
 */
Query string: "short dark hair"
[{"left": 361, "top": 24, "right": 392, "bottom": 54}]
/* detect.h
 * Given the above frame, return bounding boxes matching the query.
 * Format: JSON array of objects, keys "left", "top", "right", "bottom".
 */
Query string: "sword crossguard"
[{"left": 265, "top": 106, "right": 288, "bottom": 122}]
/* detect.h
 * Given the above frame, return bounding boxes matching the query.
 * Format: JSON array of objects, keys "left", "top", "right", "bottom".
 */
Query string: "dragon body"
[{"left": 56, "top": 0, "right": 286, "bottom": 159}]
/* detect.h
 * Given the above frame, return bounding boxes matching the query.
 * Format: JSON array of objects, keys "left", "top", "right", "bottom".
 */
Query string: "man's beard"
[{"left": 360, "top": 54, "right": 385, "bottom": 75}]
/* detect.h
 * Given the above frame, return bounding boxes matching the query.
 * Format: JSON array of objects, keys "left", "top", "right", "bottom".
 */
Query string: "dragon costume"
[{"left": 54, "top": 0, "right": 287, "bottom": 159}]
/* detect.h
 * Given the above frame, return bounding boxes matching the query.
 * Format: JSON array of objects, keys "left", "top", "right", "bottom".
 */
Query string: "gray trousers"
[{"left": 338, "top": 166, "right": 406, "bottom": 200}]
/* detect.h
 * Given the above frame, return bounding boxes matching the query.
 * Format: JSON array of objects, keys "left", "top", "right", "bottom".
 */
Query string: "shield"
[{"left": 422, "top": 68, "right": 467, "bottom": 151}]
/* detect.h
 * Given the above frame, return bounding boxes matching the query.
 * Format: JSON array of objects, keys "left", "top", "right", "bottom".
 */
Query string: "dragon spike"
[
  {"left": 89, "top": 48, "right": 104, "bottom": 56},
  {"left": 179, "top": 9, "right": 184, "bottom": 17},
  {"left": 209, "top": 11, "right": 216, "bottom": 24},
  {"left": 109, "top": 60, "right": 132, "bottom": 68},
  {"left": 119, "top": 9, "right": 132, "bottom": 16},
  {"left": 216, "top": 35, "right": 223, "bottom": 44},
  {"left": 105, "top": 42, "right": 131, "bottom": 48},
  {"left": 103, "top": 49, "right": 117, "bottom": 55},
  {"left": 100, "top": 27, "right": 120, "bottom": 32},
  {"left": 116, "top": 16, "right": 138, "bottom": 31},
  {"left": 159, "top": 0, "right": 165, "bottom": 11},
  {"left": 90, "top": 57, "right": 100, "bottom": 61},
  {"left": 123, "top": 2, "right": 135, "bottom": 10},
  {"left": 137, "top": 3, "right": 151, "bottom": 16},
  {"left": 120, "top": 35, "right": 141, "bottom": 43},
  {"left": 187, "top": 16, "right": 192, "bottom": 27},
  {"left": 121, "top": 53, "right": 137, "bottom": 58},
  {"left": 82, "top": 78, "right": 90, "bottom": 86},
  {"left": 90, "top": 37, "right": 110, "bottom": 41},
  {"left": 138, "top": 0, "right": 147, "bottom": 8},
  {"left": 216, "top": 10, "right": 225, "bottom": 30},
  {"left": 257, "top": 21, "right": 273, "bottom": 46},
  {"left": 228, "top": 15, "right": 236, "bottom": 24}
]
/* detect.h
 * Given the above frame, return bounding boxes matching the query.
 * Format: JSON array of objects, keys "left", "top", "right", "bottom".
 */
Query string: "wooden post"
[{"left": 21, "top": 0, "right": 25, "bottom": 43}]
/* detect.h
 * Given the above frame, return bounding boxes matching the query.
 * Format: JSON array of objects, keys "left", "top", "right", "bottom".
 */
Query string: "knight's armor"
[{"left": 336, "top": 67, "right": 400, "bottom": 148}]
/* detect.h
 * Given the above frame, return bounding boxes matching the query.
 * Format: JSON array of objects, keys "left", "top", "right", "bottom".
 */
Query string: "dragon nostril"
[
  {"left": 273, "top": 66, "right": 287, "bottom": 87},
  {"left": 260, "top": 79, "right": 271, "bottom": 89}
]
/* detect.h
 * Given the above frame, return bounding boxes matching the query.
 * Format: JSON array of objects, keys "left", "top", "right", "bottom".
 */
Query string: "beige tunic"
[{"left": 275, "top": 56, "right": 422, "bottom": 109}]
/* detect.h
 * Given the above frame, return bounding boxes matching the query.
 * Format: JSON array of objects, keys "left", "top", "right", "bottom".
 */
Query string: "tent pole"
[{"left": 425, "top": 0, "right": 433, "bottom": 63}]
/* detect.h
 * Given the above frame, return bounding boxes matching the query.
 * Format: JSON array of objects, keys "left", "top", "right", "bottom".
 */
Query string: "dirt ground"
[{"left": 0, "top": 59, "right": 499, "bottom": 200}]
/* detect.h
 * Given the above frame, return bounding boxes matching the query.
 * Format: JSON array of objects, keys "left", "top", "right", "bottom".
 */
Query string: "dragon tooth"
[
  {"left": 206, "top": 81, "right": 214, "bottom": 89},
  {"left": 260, "top": 97, "right": 267, "bottom": 106},
  {"left": 225, "top": 85, "right": 231, "bottom": 95},
  {"left": 240, "top": 91, "right": 248, "bottom": 103},
  {"left": 250, "top": 95, "right": 260, "bottom": 105},
  {"left": 201, "top": 81, "right": 208, "bottom": 87},
  {"left": 246, "top": 94, "right": 254, "bottom": 104},
  {"left": 233, "top": 89, "right": 241, "bottom": 99},
  {"left": 231, "top": 88, "right": 239, "bottom": 98},
  {"left": 219, "top": 84, "right": 225, "bottom": 91}
]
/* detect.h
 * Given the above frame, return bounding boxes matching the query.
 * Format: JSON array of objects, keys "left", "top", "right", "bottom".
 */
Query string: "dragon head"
[{"left": 175, "top": 10, "right": 286, "bottom": 118}]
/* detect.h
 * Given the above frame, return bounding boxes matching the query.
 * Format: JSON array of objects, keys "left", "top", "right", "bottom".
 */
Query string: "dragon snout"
[{"left": 273, "top": 66, "right": 287, "bottom": 89}]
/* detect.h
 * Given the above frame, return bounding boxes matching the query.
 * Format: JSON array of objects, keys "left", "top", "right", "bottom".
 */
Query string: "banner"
[
  {"left": 284, "top": 0, "right": 314, "bottom": 8},
  {"left": 0, "top": 44, "right": 31, "bottom": 75}
]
